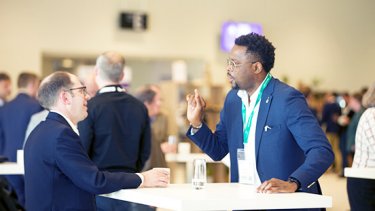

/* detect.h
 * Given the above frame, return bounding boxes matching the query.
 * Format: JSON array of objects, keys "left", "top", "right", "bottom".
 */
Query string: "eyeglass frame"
[
  {"left": 226, "top": 59, "right": 258, "bottom": 72},
  {"left": 64, "top": 86, "right": 88, "bottom": 96}
]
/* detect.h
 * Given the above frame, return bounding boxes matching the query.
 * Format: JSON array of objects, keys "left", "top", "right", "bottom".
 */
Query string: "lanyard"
[{"left": 242, "top": 73, "right": 272, "bottom": 144}]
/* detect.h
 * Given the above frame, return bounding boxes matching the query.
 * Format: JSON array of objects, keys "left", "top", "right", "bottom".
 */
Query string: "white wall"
[{"left": 1, "top": 0, "right": 374, "bottom": 93}]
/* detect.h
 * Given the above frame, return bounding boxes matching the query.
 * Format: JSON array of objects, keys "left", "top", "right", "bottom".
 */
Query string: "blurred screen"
[{"left": 220, "top": 21, "right": 263, "bottom": 52}]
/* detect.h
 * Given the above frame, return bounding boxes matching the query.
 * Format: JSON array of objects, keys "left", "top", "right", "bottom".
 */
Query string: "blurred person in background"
[
  {"left": 0, "top": 72, "right": 12, "bottom": 107},
  {"left": 25, "top": 71, "right": 169, "bottom": 211},
  {"left": 78, "top": 51, "right": 152, "bottom": 211},
  {"left": 186, "top": 33, "right": 333, "bottom": 201},
  {"left": 302, "top": 87, "right": 318, "bottom": 119},
  {"left": 76, "top": 65, "right": 99, "bottom": 97},
  {"left": 321, "top": 91, "right": 342, "bottom": 175},
  {"left": 345, "top": 92, "right": 365, "bottom": 167},
  {"left": 347, "top": 83, "right": 375, "bottom": 211},
  {"left": 337, "top": 92, "right": 355, "bottom": 176},
  {"left": 0, "top": 72, "right": 12, "bottom": 154},
  {"left": 0, "top": 72, "right": 43, "bottom": 206},
  {"left": 136, "top": 84, "right": 177, "bottom": 171}
]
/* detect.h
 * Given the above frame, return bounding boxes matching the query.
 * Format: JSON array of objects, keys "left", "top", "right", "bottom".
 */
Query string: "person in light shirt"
[
  {"left": 186, "top": 33, "right": 333, "bottom": 205},
  {"left": 347, "top": 82, "right": 375, "bottom": 211},
  {"left": 24, "top": 71, "right": 169, "bottom": 211}
]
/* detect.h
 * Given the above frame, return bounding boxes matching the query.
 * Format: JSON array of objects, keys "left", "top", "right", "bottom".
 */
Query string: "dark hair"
[
  {"left": 136, "top": 87, "right": 156, "bottom": 104},
  {"left": 17, "top": 72, "right": 38, "bottom": 88},
  {"left": 0, "top": 72, "right": 10, "bottom": 81},
  {"left": 37, "top": 71, "right": 73, "bottom": 109},
  {"left": 234, "top": 33, "right": 275, "bottom": 73}
]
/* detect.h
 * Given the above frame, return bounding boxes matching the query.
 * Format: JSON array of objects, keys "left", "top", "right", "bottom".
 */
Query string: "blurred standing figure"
[
  {"left": 25, "top": 71, "right": 169, "bottom": 211},
  {"left": 0, "top": 72, "right": 12, "bottom": 106},
  {"left": 76, "top": 65, "right": 99, "bottom": 97},
  {"left": 78, "top": 51, "right": 152, "bottom": 211},
  {"left": 337, "top": 92, "right": 355, "bottom": 176},
  {"left": 186, "top": 33, "right": 333, "bottom": 202},
  {"left": 347, "top": 83, "right": 375, "bottom": 211},
  {"left": 136, "top": 84, "right": 176, "bottom": 171},
  {"left": 346, "top": 93, "right": 365, "bottom": 166},
  {"left": 0, "top": 72, "right": 43, "bottom": 206},
  {"left": 321, "top": 92, "right": 342, "bottom": 175},
  {"left": 0, "top": 72, "right": 12, "bottom": 154}
]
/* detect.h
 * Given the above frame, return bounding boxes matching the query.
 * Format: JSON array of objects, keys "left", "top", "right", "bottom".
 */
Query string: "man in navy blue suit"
[
  {"left": 0, "top": 72, "right": 42, "bottom": 206},
  {"left": 78, "top": 51, "right": 152, "bottom": 210},
  {"left": 186, "top": 33, "right": 334, "bottom": 202},
  {"left": 24, "top": 71, "right": 169, "bottom": 211}
]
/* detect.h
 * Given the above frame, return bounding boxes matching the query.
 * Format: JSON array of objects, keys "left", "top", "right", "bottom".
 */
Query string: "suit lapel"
[
  {"left": 255, "top": 78, "right": 275, "bottom": 159},
  {"left": 232, "top": 93, "right": 245, "bottom": 149}
]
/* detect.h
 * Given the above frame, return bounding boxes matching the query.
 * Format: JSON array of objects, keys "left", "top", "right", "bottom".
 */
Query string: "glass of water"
[{"left": 192, "top": 158, "right": 206, "bottom": 189}]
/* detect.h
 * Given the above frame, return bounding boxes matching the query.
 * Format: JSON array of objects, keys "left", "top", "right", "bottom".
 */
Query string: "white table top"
[
  {"left": 0, "top": 150, "right": 24, "bottom": 175},
  {"left": 103, "top": 183, "right": 332, "bottom": 211},
  {"left": 344, "top": 167, "right": 375, "bottom": 179},
  {"left": 165, "top": 153, "right": 216, "bottom": 163},
  {"left": 0, "top": 162, "right": 24, "bottom": 175}
]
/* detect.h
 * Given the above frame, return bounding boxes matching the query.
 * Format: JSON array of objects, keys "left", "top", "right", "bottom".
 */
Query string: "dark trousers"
[
  {"left": 4, "top": 175, "right": 24, "bottom": 207},
  {"left": 347, "top": 177, "right": 375, "bottom": 211}
]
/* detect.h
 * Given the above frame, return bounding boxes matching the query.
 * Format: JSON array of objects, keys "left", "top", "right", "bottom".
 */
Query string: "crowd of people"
[{"left": 0, "top": 33, "right": 373, "bottom": 211}]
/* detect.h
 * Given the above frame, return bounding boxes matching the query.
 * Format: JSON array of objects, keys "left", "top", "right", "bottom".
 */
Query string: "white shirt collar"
[
  {"left": 50, "top": 110, "right": 80, "bottom": 136},
  {"left": 98, "top": 86, "right": 125, "bottom": 94},
  {"left": 237, "top": 78, "right": 265, "bottom": 108}
]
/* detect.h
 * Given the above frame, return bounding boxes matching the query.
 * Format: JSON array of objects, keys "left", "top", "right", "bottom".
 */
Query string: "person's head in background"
[
  {"left": 0, "top": 72, "right": 12, "bottom": 104},
  {"left": 94, "top": 51, "right": 125, "bottom": 87},
  {"left": 362, "top": 82, "right": 375, "bottom": 108},
  {"left": 136, "top": 84, "right": 162, "bottom": 118},
  {"left": 76, "top": 65, "right": 99, "bottom": 97},
  {"left": 18, "top": 72, "right": 40, "bottom": 98},
  {"left": 348, "top": 92, "right": 364, "bottom": 112},
  {"left": 38, "top": 71, "right": 89, "bottom": 124}
]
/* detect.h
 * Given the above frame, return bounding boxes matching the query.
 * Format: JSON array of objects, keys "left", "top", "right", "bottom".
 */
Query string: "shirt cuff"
[
  {"left": 136, "top": 173, "right": 144, "bottom": 188},
  {"left": 190, "top": 123, "right": 203, "bottom": 135}
]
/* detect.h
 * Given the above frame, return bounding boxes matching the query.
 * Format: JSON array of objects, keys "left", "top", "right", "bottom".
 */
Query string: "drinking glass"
[{"left": 192, "top": 158, "right": 206, "bottom": 189}]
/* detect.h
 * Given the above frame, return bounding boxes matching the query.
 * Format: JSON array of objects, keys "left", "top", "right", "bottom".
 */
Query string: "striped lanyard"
[{"left": 242, "top": 73, "right": 272, "bottom": 144}]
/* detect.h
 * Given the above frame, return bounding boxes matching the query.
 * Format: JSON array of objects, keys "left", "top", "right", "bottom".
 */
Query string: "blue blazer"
[
  {"left": 0, "top": 93, "right": 42, "bottom": 206},
  {"left": 24, "top": 112, "right": 141, "bottom": 211},
  {"left": 0, "top": 93, "right": 42, "bottom": 161},
  {"left": 187, "top": 78, "right": 334, "bottom": 194}
]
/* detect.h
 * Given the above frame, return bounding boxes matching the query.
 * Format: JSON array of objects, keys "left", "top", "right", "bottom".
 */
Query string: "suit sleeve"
[
  {"left": 186, "top": 95, "right": 230, "bottom": 161},
  {"left": 55, "top": 128, "right": 141, "bottom": 194},
  {"left": 285, "top": 91, "right": 334, "bottom": 189}
]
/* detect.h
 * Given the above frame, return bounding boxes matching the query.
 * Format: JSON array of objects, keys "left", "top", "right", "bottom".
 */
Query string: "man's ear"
[
  {"left": 254, "top": 62, "right": 263, "bottom": 74},
  {"left": 60, "top": 90, "right": 71, "bottom": 105}
]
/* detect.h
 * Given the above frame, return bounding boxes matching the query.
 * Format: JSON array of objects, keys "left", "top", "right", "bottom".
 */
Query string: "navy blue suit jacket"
[
  {"left": 0, "top": 93, "right": 42, "bottom": 161},
  {"left": 187, "top": 78, "right": 334, "bottom": 194},
  {"left": 78, "top": 85, "right": 151, "bottom": 173},
  {"left": 0, "top": 93, "right": 42, "bottom": 206},
  {"left": 24, "top": 112, "right": 141, "bottom": 211}
]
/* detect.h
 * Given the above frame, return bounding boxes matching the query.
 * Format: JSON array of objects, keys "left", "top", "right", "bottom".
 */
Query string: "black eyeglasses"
[
  {"left": 65, "top": 86, "right": 88, "bottom": 95},
  {"left": 226, "top": 59, "right": 258, "bottom": 72}
]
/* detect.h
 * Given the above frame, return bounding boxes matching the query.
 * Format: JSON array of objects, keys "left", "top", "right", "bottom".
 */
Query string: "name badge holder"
[{"left": 237, "top": 148, "right": 255, "bottom": 185}]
